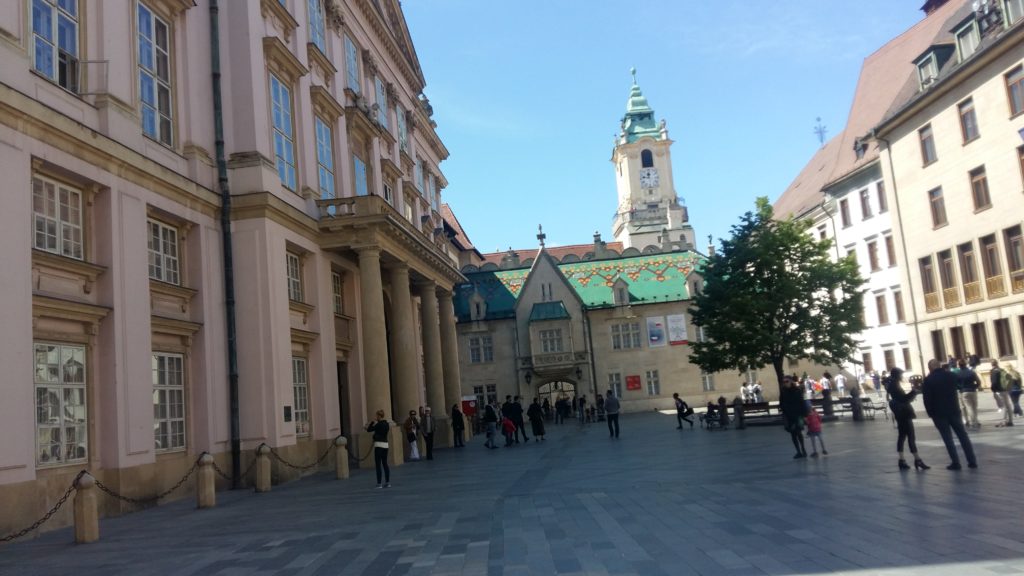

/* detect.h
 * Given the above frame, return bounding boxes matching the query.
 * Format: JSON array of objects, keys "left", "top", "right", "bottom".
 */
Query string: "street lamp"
[
  {"left": 575, "top": 366, "right": 582, "bottom": 380},
  {"left": 524, "top": 372, "right": 532, "bottom": 385}
]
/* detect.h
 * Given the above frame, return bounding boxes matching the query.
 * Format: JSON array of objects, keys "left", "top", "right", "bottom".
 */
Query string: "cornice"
[
  {"left": 310, "top": 85, "right": 345, "bottom": 121},
  {"left": 352, "top": 0, "right": 424, "bottom": 93},
  {"left": 307, "top": 43, "right": 337, "bottom": 87},
  {"left": 149, "top": 278, "right": 198, "bottom": 303},
  {"left": 150, "top": 315, "right": 203, "bottom": 338},
  {"left": 260, "top": 0, "right": 299, "bottom": 42},
  {"left": 231, "top": 191, "right": 320, "bottom": 243},
  {"left": 32, "top": 294, "right": 111, "bottom": 328},
  {"left": 263, "top": 36, "right": 309, "bottom": 84},
  {"left": 32, "top": 250, "right": 107, "bottom": 294}
]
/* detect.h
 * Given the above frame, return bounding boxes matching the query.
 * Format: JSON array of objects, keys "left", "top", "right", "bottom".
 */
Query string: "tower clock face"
[{"left": 639, "top": 168, "right": 659, "bottom": 188}]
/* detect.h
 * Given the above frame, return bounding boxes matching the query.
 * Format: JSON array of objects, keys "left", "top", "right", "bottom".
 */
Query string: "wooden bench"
[
  {"left": 699, "top": 411, "right": 729, "bottom": 430},
  {"left": 861, "top": 397, "right": 889, "bottom": 420},
  {"left": 741, "top": 402, "right": 772, "bottom": 417}
]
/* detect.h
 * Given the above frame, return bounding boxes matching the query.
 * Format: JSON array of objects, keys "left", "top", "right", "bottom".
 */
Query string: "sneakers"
[
  {"left": 822, "top": 450, "right": 829, "bottom": 456},
  {"left": 384, "top": 482, "right": 391, "bottom": 488},
  {"left": 376, "top": 484, "right": 383, "bottom": 489},
  {"left": 810, "top": 452, "right": 819, "bottom": 458}
]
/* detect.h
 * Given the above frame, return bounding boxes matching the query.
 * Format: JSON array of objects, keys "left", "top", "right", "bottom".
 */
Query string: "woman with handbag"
[
  {"left": 887, "top": 368, "right": 929, "bottom": 471},
  {"left": 780, "top": 376, "right": 808, "bottom": 459}
]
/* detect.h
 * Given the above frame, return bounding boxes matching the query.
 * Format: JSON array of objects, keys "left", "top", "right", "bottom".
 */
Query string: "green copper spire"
[{"left": 620, "top": 68, "right": 662, "bottom": 143}]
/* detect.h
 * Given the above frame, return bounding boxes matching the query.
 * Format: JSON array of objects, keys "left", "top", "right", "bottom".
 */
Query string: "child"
[
  {"left": 805, "top": 406, "right": 827, "bottom": 457},
  {"left": 501, "top": 416, "right": 517, "bottom": 447}
]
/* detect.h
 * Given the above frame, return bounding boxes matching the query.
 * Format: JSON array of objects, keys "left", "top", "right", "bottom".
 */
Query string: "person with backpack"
[
  {"left": 990, "top": 360, "right": 1013, "bottom": 427},
  {"left": 1006, "top": 365, "right": 1023, "bottom": 417}
]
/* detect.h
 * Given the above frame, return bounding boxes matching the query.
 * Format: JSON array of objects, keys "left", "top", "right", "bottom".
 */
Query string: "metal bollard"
[
  {"left": 822, "top": 389, "right": 835, "bottom": 417},
  {"left": 196, "top": 453, "right": 216, "bottom": 509},
  {"left": 255, "top": 444, "right": 272, "bottom": 493},
  {"left": 334, "top": 436, "right": 350, "bottom": 480},
  {"left": 74, "top": 473, "right": 99, "bottom": 544}
]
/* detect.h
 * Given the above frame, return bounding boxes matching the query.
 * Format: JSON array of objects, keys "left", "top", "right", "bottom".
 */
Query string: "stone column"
[
  {"left": 357, "top": 247, "right": 392, "bottom": 420},
  {"left": 438, "top": 290, "right": 463, "bottom": 424},
  {"left": 389, "top": 264, "right": 419, "bottom": 460},
  {"left": 419, "top": 282, "right": 448, "bottom": 446}
]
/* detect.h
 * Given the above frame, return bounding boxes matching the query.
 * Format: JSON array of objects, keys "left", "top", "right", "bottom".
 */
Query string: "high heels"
[
  {"left": 914, "top": 459, "right": 930, "bottom": 470},
  {"left": 898, "top": 459, "right": 910, "bottom": 470}
]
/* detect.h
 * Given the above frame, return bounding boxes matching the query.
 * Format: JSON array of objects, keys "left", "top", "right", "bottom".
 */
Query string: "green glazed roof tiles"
[{"left": 529, "top": 301, "right": 571, "bottom": 322}]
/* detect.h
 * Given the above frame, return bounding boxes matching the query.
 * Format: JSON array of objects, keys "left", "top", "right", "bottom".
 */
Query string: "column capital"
[{"left": 354, "top": 245, "right": 382, "bottom": 258}]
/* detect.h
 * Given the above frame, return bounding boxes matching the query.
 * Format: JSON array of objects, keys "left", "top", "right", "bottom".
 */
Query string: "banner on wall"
[
  {"left": 625, "top": 375, "right": 642, "bottom": 390},
  {"left": 667, "top": 314, "right": 688, "bottom": 345},
  {"left": 647, "top": 316, "right": 667, "bottom": 347}
]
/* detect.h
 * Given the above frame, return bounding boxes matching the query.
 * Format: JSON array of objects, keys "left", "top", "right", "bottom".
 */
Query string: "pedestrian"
[
  {"left": 554, "top": 397, "right": 565, "bottom": 425},
  {"left": 527, "top": 397, "right": 546, "bottom": 441},
  {"left": 872, "top": 371, "right": 882, "bottom": 398},
  {"left": 1006, "top": 365, "right": 1023, "bottom": 417},
  {"left": 805, "top": 404, "right": 827, "bottom": 457},
  {"left": 820, "top": 372, "right": 832, "bottom": 397},
  {"left": 403, "top": 410, "right": 421, "bottom": 461},
  {"left": 365, "top": 409, "right": 391, "bottom": 488},
  {"left": 740, "top": 382, "right": 750, "bottom": 403},
  {"left": 511, "top": 395, "right": 529, "bottom": 443},
  {"left": 922, "top": 358, "right": 978, "bottom": 470},
  {"left": 955, "top": 359, "right": 981, "bottom": 428},
  {"left": 421, "top": 406, "right": 436, "bottom": 460},
  {"left": 596, "top": 393, "right": 606, "bottom": 421},
  {"left": 990, "top": 360, "right": 1013, "bottom": 427},
  {"left": 482, "top": 403, "right": 499, "bottom": 449},
  {"left": 605, "top": 389, "right": 621, "bottom": 438},
  {"left": 887, "top": 369, "right": 929, "bottom": 471},
  {"left": 834, "top": 373, "right": 846, "bottom": 398},
  {"left": 674, "top": 393, "right": 694, "bottom": 429},
  {"left": 542, "top": 398, "right": 551, "bottom": 421},
  {"left": 753, "top": 381, "right": 765, "bottom": 402},
  {"left": 501, "top": 415, "right": 517, "bottom": 447},
  {"left": 450, "top": 404, "right": 465, "bottom": 447},
  {"left": 578, "top": 395, "right": 587, "bottom": 425},
  {"left": 780, "top": 376, "right": 808, "bottom": 459}
]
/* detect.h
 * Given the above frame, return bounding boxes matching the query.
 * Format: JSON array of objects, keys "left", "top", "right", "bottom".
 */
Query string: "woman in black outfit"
[
  {"left": 365, "top": 409, "right": 391, "bottom": 488},
  {"left": 886, "top": 368, "right": 929, "bottom": 471},
  {"left": 527, "top": 398, "right": 546, "bottom": 441},
  {"left": 780, "top": 376, "right": 808, "bottom": 459},
  {"left": 450, "top": 404, "right": 465, "bottom": 448}
]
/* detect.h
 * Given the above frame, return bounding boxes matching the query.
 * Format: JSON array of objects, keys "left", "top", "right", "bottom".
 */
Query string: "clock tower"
[{"left": 611, "top": 70, "right": 695, "bottom": 251}]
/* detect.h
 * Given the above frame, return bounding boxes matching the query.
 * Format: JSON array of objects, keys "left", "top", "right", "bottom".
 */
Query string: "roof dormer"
[{"left": 914, "top": 44, "right": 954, "bottom": 91}]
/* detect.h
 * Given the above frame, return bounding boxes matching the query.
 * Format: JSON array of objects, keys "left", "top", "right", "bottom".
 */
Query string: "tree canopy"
[{"left": 688, "top": 197, "right": 865, "bottom": 394}]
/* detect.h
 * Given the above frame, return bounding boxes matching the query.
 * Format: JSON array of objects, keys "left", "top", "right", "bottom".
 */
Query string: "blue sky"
[{"left": 403, "top": 1, "right": 925, "bottom": 254}]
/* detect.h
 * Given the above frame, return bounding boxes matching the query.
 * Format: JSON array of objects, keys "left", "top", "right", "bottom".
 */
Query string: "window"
[
  {"left": 352, "top": 154, "right": 368, "bottom": 196},
  {"left": 608, "top": 373, "right": 623, "bottom": 399},
  {"left": 861, "top": 352, "right": 874, "bottom": 375},
  {"left": 902, "top": 347, "right": 912, "bottom": 372},
  {"left": 485, "top": 384, "right": 497, "bottom": 406},
  {"left": 286, "top": 252, "right": 302, "bottom": 302},
  {"left": 1007, "top": 66, "right": 1024, "bottom": 117},
  {"left": 971, "top": 323, "right": 990, "bottom": 358},
  {"left": 32, "top": 0, "right": 79, "bottom": 92},
  {"left": 928, "top": 187, "right": 947, "bottom": 227},
  {"left": 846, "top": 246, "right": 858, "bottom": 266},
  {"left": 374, "top": 76, "right": 388, "bottom": 128},
  {"left": 969, "top": 166, "right": 992, "bottom": 210},
  {"left": 950, "top": 326, "right": 967, "bottom": 359},
  {"left": 1019, "top": 146, "right": 1024, "bottom": 189},
  {"left": 839, "top": 198, "right": 851, "bottom": 228},
  {"left": 314, "top": 117, "right": 335, "bottom": 200},
  {"left": 34, "top": 343, "right": 87, "bottom": 465},
  {"left": 1005, "top": 225, "right": 1024, "bottom": 292},
  {"left": 383, "top": 181, "right": 393, "bottom": 204},
  {"left": 930, "top": 330, "right": 946, "bottom": 362},
  {"left": 270, "top": 74, "right": 296, "bottom": 190},
  {"left": 138, "top": 3, "right": 173, "bottom": 146},
  {"left": 958, "top": 98, "right": 980, "bottom": 143},
  {"left": 956, "top": 21, "right": 979, "bottom": 61},
  {"left": 883, "top": 349, "right": 896, "bottom": 371},
  {"left": 917, "top": 54, "right": 938, "bottom": 89},
  {"left": 148, "top": 219, "right": 180, "bottom": 285},
  {"left": 893, "top": 291, "right": 906, "bottom": 323},
  {"left": 396, "top": 103, "right": 408, "bottom": 153},
  {"left": 331, "top": 271, "right": 343, "bottom": 315},
  {"left": 153, "top": 352, "right": 185, "bottom": 451},
  {"left": 877, "top": 181, "right": 888, "bottom": 213},
  {"left": 981, "top": 234, "right": 1003, "bottom": 278},
  {"left": 875, "top": 294, "right": 889, "bottom": 325},
  {"left": 415, "top": 157, "right": 424, "bottom": 192},
  {"left": 959, "top": 241, "right": 980, "bottom": 298},
  {"left": 816, "top": 225, "right": 826, "bottom": 241},
  {"left": 32, "top": 175, "right": 83, "bottom": 260},
  {"left": 540, "top": 329, "right": 564, "bottom": 353},
  {"left": 859, "top": 188, "right": 872, "bottom": 220},
  {"left": 919, "top": 125, "right": 937, "bottom": 165},
  {"left": 469, "top": 335, "right": 493, "bottom": 363},
  {"left": 429, "top": 173, "right": 439, "bottom": 212},
  {"left": 938, "top": 249, "right": 957, "bottom": 292},
  {"left": 641, "top": 149, "right": 653, "bottom": 168},
  {"left": 403, "top": 192, "right": 413, "bottom": 222},
  {"left": 867, "top": 240, "right": 880, "bottom": 272},
  {"left": 292, "top": 357, "right": 309, "bottom": 436},
  {"left": 1007, "top": 0, "right": 1024, "bottom": 25},
  {"left": 994, "top": 319, "right": 1015, "bottom": 357},
  {"left": 884, "top": 235, "right": 896, "bottom": 267},
  {"left": 611, "top": 322, "right": 642, "bottom": 350},
  {"left": 344, "top": 35, "right": 360, "bottom": 94},
  {"left": 645, "top": 369, "right": 660, "bottom": 396},
  {"left": 920, "top": 256, "right": 937, "bottom": 295},
  {"left": 701, "top": 372, "right": 715, "bottom": 391},
  {"left": 307, "top": 0, "right": 325, "bottom": 53}
]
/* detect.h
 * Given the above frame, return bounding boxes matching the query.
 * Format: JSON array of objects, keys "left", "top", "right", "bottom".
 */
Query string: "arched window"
[{"left": 641, "top": 149, "right": 653, "bottom": 168}]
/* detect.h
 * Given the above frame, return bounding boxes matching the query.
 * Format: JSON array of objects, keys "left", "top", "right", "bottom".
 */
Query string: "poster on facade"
[
  {"left": 667, "top": 314, "right": 688, "bottom": 345},
  {"left": 647, "top": 316, "right": 667, "bottom": 347},
  {"left": 626, "top": 375, "right": 642, "bottom": 390}
]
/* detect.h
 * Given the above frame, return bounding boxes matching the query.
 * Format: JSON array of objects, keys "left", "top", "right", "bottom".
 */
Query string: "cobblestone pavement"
[{"left": 2, "top": 395, "right": 1023, "bottom": 576}]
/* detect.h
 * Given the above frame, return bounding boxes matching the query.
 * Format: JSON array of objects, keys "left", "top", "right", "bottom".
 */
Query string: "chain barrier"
[
  {"left": 210, "top": 453, "right": 257, "bottom": 484},
  {"left": 0, "top": 470, "right": 86, "bottom": 543},
  {"left": 93, "top": 458, "right": 200, "bottom": 506},
  {"left": 264, "top": 437, "right": 337, "bottom": 471}
]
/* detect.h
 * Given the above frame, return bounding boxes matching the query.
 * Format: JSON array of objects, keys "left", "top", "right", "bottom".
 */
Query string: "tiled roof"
[
  {"left": 773, "top": 132, "right": 843, "bottom": 220},
  {"left": 479, "top": 242, "right": 625, "bottom": 267},
  {"left": 440, "top": 203, "right": 475, "bottom": 250},
  {"left": 455, "top": 251, "right": 703, "bottom": 321},
  {"left": 529, "top": 301, "right": 571, "bottom": 322}
]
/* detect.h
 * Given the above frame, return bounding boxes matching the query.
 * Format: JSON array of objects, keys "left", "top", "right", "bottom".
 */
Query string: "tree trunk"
[{"left": 772, "top": 357, "right": 785, "bottom": 398}]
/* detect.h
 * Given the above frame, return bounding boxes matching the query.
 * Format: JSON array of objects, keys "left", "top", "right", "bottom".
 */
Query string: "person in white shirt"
[{"left": 835, "top": 373, "right": 847, "bottom": 397}]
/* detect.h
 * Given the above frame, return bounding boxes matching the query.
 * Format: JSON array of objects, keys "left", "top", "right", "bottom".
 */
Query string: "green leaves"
[{"left": 689, "top": 197, "right": 865, "bottom": 393}]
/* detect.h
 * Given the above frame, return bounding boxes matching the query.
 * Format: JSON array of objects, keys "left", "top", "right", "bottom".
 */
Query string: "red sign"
[
  {"left": 461, "top": 398, "right": 477, "bottom": 417},
  {"left": 626, "top": 375, "right": 642, "bottom": 391}
]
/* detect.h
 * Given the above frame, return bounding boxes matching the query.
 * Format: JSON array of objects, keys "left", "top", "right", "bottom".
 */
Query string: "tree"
[{"left": 688, "top": 197, "right": 865, "bottom": 395}]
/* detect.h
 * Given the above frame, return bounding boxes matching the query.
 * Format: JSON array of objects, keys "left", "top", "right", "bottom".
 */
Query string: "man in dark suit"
[{"left": 923, "top": 358, "right": 977, "bottom": 470}]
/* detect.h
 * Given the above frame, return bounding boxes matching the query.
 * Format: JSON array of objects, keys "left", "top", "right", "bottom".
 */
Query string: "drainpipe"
[
  {"left": 819, "top": 200, "right": 841, "bottom": 261},
  {"left": 209, "top": 0, "right": 241, "bottom": 488},
  {"left": 583, "top": 308, "right": 598, "bottom": 399},
  {"left": 871, "top": 130, "right": 925, "bottom": 374}
]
